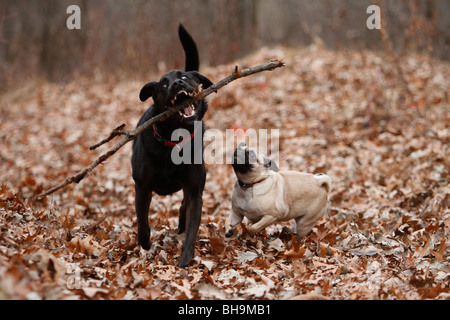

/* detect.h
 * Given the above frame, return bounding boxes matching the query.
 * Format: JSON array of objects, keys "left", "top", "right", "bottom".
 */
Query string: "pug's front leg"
[
  {"left": 247, "top": 215, "right": 278, "bottom": 236},
  {"left": 225, "top": 209, "right": 244, "bottom": 238}
]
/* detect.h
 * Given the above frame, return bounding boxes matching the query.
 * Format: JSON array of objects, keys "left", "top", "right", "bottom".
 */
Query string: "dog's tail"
[
  {"left": 179, "top": 24, "right": 200, "bottom": 72},
  {"left": 314, "top": 174, "right": 332, "bottom": 193}
]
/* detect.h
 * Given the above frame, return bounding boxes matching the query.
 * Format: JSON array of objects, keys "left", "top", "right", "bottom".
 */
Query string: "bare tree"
[{"left": 0, "top": 0, "right": 448, "bottom": 91}]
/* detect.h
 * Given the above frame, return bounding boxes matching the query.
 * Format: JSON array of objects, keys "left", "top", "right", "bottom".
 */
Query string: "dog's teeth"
[{"left": 177, "top": 104, "right": 196, "bottom": 118}]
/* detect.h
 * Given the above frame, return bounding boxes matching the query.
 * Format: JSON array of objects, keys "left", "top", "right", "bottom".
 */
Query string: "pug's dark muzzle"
[{"left": 232, "top": 149, "right": 252, "bottom": 174}]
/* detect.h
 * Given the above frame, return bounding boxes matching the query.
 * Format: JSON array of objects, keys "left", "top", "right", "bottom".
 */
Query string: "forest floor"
[{"left": 0, "top": 45, "right": 449, "bottom": 300}]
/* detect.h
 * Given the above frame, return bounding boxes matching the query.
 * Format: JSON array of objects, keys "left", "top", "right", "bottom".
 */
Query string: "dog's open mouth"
[
  {"left": 171, "top": 91, "right": 197, "bottom": 118},
  {"left": 170, "top": 85, "right": 202, "bottom": 119}
]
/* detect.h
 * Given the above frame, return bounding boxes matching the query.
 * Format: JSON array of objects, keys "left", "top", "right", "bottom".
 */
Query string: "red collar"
[
  {"left": 153, "top": 124, "right": 196, "bottom": 151},
  {"left": 238, "top": 177, "right": 267, "bottom": 190}
]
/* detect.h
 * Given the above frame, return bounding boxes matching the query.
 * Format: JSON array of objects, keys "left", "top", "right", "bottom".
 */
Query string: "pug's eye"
[{"left": 181, "top": 76, "right": 187, "bottom": 80}]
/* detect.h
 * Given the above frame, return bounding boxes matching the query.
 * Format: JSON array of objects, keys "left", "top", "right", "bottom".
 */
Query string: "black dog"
[{"left": 132, "top": 25, "right": 213, "bottom": 267}]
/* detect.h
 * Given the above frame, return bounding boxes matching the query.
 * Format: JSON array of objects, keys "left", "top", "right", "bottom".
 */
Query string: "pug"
[{"left": 225, "top": 143, "right": 331, "bottom": 239}]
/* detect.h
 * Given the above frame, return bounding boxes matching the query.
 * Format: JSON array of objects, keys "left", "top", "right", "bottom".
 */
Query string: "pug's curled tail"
[{"left": 314, "top": 174, "right": 332, "bottom": 193}]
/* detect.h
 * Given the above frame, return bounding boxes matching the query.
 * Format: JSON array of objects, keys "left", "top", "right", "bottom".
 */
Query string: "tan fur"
[{"left": 227, "top": 145, "right": 331, "bottom": 238}]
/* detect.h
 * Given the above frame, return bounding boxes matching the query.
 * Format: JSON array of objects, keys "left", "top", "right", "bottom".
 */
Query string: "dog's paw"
[
  {"left": 225, "top": 228, "right": 234, "bottom": 238},
  {"left": 247, "top": 225, "right": 259, "bottom": 237},
  {"left": 138, "top": 238, "right": 151, "bottom": 251},
  {"left": 178, "top": 250, "right": 194, "bottom": 268}
]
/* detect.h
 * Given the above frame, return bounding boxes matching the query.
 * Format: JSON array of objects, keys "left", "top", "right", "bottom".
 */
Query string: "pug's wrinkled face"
[{"left": 232, "top": 143, "right": 278, "bottom": 181}]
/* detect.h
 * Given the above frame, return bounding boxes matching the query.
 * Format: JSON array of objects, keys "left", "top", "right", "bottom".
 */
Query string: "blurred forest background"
[{"left": 0, "top": 0, "right": 449, "bottom": 89}]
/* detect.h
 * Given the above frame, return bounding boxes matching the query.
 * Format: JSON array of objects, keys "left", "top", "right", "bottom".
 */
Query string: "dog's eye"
[{"left": 181, "top": 76, "right": 187, "bottom": 80}]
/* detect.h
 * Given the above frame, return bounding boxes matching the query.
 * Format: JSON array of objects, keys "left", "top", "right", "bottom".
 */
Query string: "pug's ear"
[
  {"left": 139, "top": 82, "right": 158, "bottom": 102},
  {"left": 187, "top": 71, "right": 213, "bottom": 89},
  {"left": 264, "top": 159, "right": 279, "bottom": 172}
]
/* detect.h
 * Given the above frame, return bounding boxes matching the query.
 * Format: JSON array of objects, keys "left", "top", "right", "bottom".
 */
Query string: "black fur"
[
  {"left": 178, "top": 24, "right": 200, "bottom": 72},
  {"left": 131, "top": 25, "right": 212, "bottom": 268},
  {"left": 232, "top": 143, "right": 279, "bottom": 175}
]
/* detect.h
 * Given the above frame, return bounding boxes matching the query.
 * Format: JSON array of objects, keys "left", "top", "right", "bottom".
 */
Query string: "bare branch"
[
  {"left": 90, "top": 124, "right": 126, "bottom": 150},
  {"left": 119, "top": 60, "right": 285, "bottom": 140},
  {"left": 36, "top": 60, "right": 285, "bottom": 199}
]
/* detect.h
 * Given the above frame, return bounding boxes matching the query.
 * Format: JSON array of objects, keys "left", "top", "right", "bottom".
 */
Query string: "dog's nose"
[{"left": 172, "top": 79, "right": 184, "bottom": 89}]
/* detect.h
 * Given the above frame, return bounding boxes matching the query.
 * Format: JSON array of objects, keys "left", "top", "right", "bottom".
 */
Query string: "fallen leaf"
[
  {"left": 236, "top": 251, "right": 258, "bottom": 264},
  {"left": 82, "top": 287, "right": 109, "bottom": 299}
]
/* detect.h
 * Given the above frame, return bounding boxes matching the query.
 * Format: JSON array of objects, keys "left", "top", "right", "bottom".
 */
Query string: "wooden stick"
[
  {"left": 90, "top": 124, "right": 126, "bottom": 150},
  {"left": 36, "top": 60, "right": 285, "bottom": 199}
]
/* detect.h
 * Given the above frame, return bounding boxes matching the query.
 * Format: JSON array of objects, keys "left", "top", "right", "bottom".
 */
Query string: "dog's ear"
[
  {"left": 264, "top": 159, "right": 279, "bottom": 172},
  {"left": 139, "top": 82, "right": 158, "bottom": 102},
  {"left": 187, "top": 71, "right": 213, "bottom": 89}
]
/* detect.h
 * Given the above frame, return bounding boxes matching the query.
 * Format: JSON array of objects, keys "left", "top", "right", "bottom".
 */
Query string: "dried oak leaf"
[
  {"left": 67, "top": 235, "right": 106, "bottom": 256},
  {"left": 82, "top": 287, "right": 109, "bottom": 299},
  {"left": 209, "top": 232, "right": 226, "bottom": 255}
]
